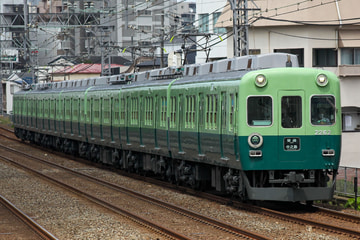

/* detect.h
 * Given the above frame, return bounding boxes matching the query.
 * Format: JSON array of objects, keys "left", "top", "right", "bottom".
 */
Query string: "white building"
[{"left": 195, "top": 0, "right": 228, "bottom": 63}]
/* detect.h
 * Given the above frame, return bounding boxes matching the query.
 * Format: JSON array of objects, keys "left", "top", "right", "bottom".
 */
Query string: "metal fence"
[{"left": 335, "top": 166, "right": 359, "bottom": 197}]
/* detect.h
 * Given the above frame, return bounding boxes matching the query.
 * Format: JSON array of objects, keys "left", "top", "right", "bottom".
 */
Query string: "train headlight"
[
  {"left": 316, "top": 74, "right": 328, "bottom": 87},
  {"left": 248, "top": 133, "right": 263, "bottom": 148},
  {"left": 255, "top": 74, "right": 267, "bottom": 87}
]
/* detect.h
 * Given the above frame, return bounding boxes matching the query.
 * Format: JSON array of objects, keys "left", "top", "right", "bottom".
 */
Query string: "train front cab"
[{"left": 238, "top": 69, "right": 341, "bottom": 202}]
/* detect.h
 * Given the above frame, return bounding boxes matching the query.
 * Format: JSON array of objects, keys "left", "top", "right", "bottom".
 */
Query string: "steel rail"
[{"left": 0, "top": 194, "right": 58, "bottom": 240}]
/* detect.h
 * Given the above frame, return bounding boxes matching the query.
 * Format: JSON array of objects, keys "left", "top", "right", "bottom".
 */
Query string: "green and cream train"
[{"left": 13, "top": 53, "right": 341, "bottom": 202}]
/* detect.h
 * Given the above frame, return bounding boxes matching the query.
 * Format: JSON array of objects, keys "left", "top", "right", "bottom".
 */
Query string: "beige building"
[{"left": 215, "top": 0, "right": 360, "bottom": 167}]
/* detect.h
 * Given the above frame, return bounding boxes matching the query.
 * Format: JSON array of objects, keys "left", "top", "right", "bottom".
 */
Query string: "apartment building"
[{"left": 195, "top": 0, "right": 227, "bottom": 63}]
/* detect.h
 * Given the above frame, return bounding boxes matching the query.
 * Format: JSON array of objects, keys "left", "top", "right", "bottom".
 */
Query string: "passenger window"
[
  {"left": 281, "top": 96, "right": 302, "bottom": 128},
  {"left": 247, "top": 96, "right": 272, "bottom": 126},
  {"left": 311, "top": 96, "right": 336, "bottom": 125}
]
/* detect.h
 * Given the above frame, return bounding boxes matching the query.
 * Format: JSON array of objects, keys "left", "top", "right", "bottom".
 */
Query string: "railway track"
[
  {"left": 130, "top": 172, "right": 360, "bottom": 238},
  {"left": 0, "top": 194, "right": 57, "bottom": 240},
  {"left": 1, "top": 125, "right": 359, "bottom": 238},
  {"left": 0, "top": 131, "right": 269, "bottom": 239}
]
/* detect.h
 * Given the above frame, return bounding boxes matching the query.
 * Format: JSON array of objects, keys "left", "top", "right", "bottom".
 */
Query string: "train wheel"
[{"left": 111, "top": 149, "right": 122, "bottom": 168}]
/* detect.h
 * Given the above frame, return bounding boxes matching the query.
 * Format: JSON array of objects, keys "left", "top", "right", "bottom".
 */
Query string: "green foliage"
[
  {"left": 345, "top": 197, "right": 360, "bottom": 211},
  {"left": 0, "top": 116, "right": 12, "bottom": 126}
]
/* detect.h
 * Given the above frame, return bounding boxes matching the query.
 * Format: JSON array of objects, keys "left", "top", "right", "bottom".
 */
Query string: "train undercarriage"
[{"left": 15, "top": 128, "right": 337, "bottom": 202}]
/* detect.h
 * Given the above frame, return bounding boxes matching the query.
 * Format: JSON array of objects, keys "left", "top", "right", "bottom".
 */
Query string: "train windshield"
[
  {"left": 247, "top": 96, "right": 272, "bottom": 126},
  {"left": 311, "top": 95, "right": 336, "bottom": 125},
  {"left": 281, "top": 96, "right": 302, "bottom": 128}
]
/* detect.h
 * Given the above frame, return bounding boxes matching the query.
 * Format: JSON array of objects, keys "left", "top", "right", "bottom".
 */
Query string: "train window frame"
[
  {"left": 79, "top": 98, "right": 85, "bottom": 123},
  {"left": 229, "top": 93, "right": 238, "bottom": 131},
  {"left": 131, "top": 97, "right": 139, "bottom": 125},
  {"left": 170, "top": 96, "right": 177, "bottom": 128},
  {"left": 44, "top": 98, "right": 49, "bottom": 119},
  {"left": 160, "top": 96, "right": 167, "bottom": 128},
  {"left": 185, "top": 95, "right": 196, "bottom": 129},
  {"left": 205, "top": 94, "right": 218, "bottom": 130},
  {"left": 144, "top": 96, "right": 154, "bottom": 126},
  {"left": 86, "top": 98, "right": 91, "bottom": 123},
  {"left": 310, "top": 95, "right": 336, "bottom": 126},
  {"left": 65, "top": 98, "right": 71, "bottom": 121},
  {"left": 50, "top": 99, "right": 55, "bottom": 119},
  {"left": 113, "top": 98, "right": 120, "bottom": 125},
  {"left": 120, "top": 97, "right": 126, "bottom": 125},
  {"left": 72, "top": 98, "right": 79, "bottom": 122},
  {"left": 93, "top": 98, "right": 100, "bottom": 124},
  {"left": 247, "top": 95, "right": 273, "bottom": 127},
  {"left": 103, "top": 97, "right": 111, "bottom": 125}
]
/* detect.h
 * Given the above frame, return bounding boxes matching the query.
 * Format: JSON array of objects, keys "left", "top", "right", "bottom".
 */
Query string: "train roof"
[{"left": 21, "top": 53, "right": 298, "bottom": 93}]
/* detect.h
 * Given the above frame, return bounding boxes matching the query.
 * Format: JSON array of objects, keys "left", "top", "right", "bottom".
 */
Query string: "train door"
[
  {"left": 110, "top": 96, "right": 114, "bottom": 142},
  {"left": 126, "top": 95, "right": 130, "bottom": 144},
  {"left": 178, "top": 94, "right": 184, "bottom": 153},
  {"left": 220, "top": 92, "right": 227, "bottom": 159},
  {"left": 154, "top": 95, "right": 158, "bottom": 148},
  {"left": 278, "top": 91, "right": 305, "bottom": 162},
  {"left": 139, "top": 95, "right": 143, "bottom": 146},
  {"left": 198, "top": 93, "right": 204, "bottom": 155}
]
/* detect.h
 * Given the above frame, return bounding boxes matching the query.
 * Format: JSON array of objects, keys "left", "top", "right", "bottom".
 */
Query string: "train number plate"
[{"left": 284, "top": 137, "right": 300, "bottom": 151}]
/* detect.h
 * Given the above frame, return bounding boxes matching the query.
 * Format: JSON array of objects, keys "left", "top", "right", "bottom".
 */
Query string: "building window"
[
  {"left": 341, "top": 48, "right": 360, "bottom": 65},
  {"left": 138, "top": 25, "right": 151, "bottom": 32},
  {"left": 342, "top": 107, "right": 360, "bottom": 132},
  {"left": 213, "top": 12, "right": 226, "bottom": 34},
  {"left": 274, "top": 48, "right": 304, "bottom": 67},
  {"left": 199, "top": 14, "right": 209, "bottom": 33},
  {"left": 249, "top": 49, "right": 261, "bottom": 55},
  {"left": 137, "top": 9, "right": 151, "bottom": 16},
  {"left": 313, "top": 48, "right": 337, "bottom": 67}
]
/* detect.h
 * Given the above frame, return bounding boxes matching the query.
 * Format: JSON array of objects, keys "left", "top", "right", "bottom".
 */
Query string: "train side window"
[
  {"left": 311, "top": 95, "right": 335, "bottom": 125},
  {"left": 131, "top": 97, "right": 139, "bottom": 125},
  {"left": 86, "top": 99, "right": 91, "bottom": 123},
  {"left": 65, "top": 98, "right": 71, "bottom": 121},
  {"left": 170, "top": 96, "right": 177, "bottom": 128},
  {"left": 281, "top": 96, "right": 302, "bottom": 128},
  {"left": 80, "top": 99, "right": 85, "bottom": 122},
  {"left": 44, "top": 99, "right": 49, "bottom": 118},
  {"left": 50, "top": 99, "right": 55, "bottom": 119},
  {"left": 72, "top": 98, "right": 79, "bottom": 121},
  {"left": 185, "top": 95, "right": 196, "bottom": 129},
  {"left": 206, "top": 94, "right": 218, "bottom": 130},
  {"left": 93, "top": 99, "right": 100, "bottom": 123},
  {"left": 113, "top": 98, "right": 120, "bottom": 125},
  {"left": 229, "top": 93, "right": 237, "bottom": 131},
  {"left": 120, "top": 98, "right": 125, "bottom": 125},
  {"left": 160, "top": 96, "right": 167, "bottom": 127},
  {"left": 103, "top": 98, "right": 110, "bottom": 124},
  {"left": 247, "top": 96, "right": 272, "bottom": 126},
  {"left": 144, "top": 96, "right": 153, "bottom": 126}
]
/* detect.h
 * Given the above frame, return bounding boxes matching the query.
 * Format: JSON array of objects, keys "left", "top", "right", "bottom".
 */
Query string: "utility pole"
[
  {"left": 228, "top": 0, "right": 259, "bottom": 57},
  {"left": 160, "top": 11, "right": 164, "bottom": 68}
]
